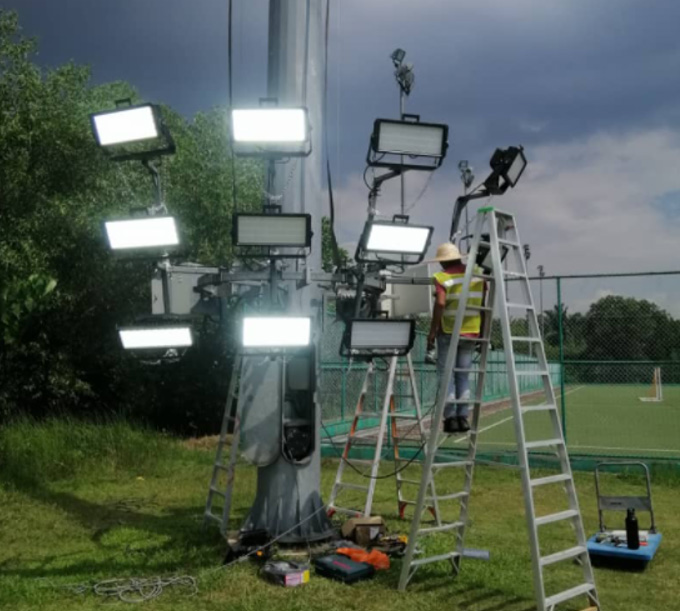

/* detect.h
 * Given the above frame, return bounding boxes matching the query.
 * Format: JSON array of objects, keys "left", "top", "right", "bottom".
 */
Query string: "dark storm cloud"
[{"left": 7, "top": 0, "right": 680, "bottom": 182}]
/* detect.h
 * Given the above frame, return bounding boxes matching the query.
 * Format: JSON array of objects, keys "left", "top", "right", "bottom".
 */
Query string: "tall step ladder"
[
  {"left": 398, "top": 207, "right": 601, "bottom": 611},
  {"left": 327, "top": 353, "right": 439, "bottom": 522},
  {"left": 203, "top": 355, "right": 243, "bottom": 536}
]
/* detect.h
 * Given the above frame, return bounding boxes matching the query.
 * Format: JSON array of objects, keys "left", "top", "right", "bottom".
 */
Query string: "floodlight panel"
[
  {"left": 242, "top": 317, "right": 311, "bottom": 348},
  {"left": 506, "top": 152, "right": 526, "bottom": 186},
  {"left": 232, "top": 109, "right": 307, "bottom": 143},
  {"left": 93, "top": 105, "right": 158, "bottom": 146},
  {"left": 376, "top": 121, "right": 445, "bottom": 157},
  {"left": 236, "top": 214, "right": 310, "bottom": 247},
  {"left": 350, "top": 321, "right": 412, "bottom": 349},
  {"left": 105, "top": 217, "right": 179, "bottom": 250},
  {"left": 119, "top": 326, "right": 193, "bottom": 349},
  {"left": 366, "top": 224, "right": 431, "bottom": 254}
]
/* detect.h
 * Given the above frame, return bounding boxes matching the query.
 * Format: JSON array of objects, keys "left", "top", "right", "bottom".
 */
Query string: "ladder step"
[
  {"left": 410, "top": 551, "right": 460, "bottom": 568},
  {"left": 443, "top": 398, "right": 482, "bottom": 405},
  {"left": 209, "top": 487, "right": 226, "bottom": 497},
  {"left": 530, "top": 473, "right": 571, "bottom": 487},
  {"left": 453, "top": 368, "right": 485, "bottom": 374},
  {"left": 521, "top": 404, "right": 558, "bottom": 413},
  {"left": 391, "top": 413, "right": 421, "bottom": 420},
  {"left": 337, "top": 482, "right": 370, "bottom": 492},
  {"left": 516, "top": 370, "right": 551, "bottom": 376},
  {"left": 510, "top": 336, "right": 542, "bottom": 342},
  {"left": 418, "top": 521, "right": 464, "bottom": 535},
  {"left": 459, "top": 336, "right": 490, "bottom": 343},
  {"left": 540, "top": 545, "right": 587, "bottom": 567},
  {"left": 203, "top": 512, "right": 222, "bottom": 523},
  {"left": 506, "top": 302, "right": 534, "bottom": 310},
  {"left": 328, "top": 506, "right": 363, "bottom": 516},
  {"left": 397, "top": 478, "right": 423, "bottom": 485},
  {"left": 503, "top": 270, "right": 527, "bottom": 278},
  {"left": 535, "top": 509, "right": 580, "bottom": 526},
  {"left": 465, "top": 304, "right": 493, "bottom": 312},
  {"left": 427, "top": 491, "right": 469, "bottom": 502},
  {"left": 473, "top": 272, "right": 494, "bottom": 281},
  {"left": 432, "top": 460, "right": 473, "bottom": 469},
  {"left": 498, "top": 238, "right": 521, "bottom": 248},
  {"left": 525, "top": 438, "right": 564, "bottom": 450},
  {"left": 544, "top": 583, "right": 596, "bottom": 609},
  {"left": 355, "top": 412, "right": 382, "bottom": 418}
]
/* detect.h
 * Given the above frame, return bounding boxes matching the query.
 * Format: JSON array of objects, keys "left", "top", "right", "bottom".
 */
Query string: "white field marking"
[
  {"left": 477, "top": 440, "right": 679, "bottom": 454},
  {"left": 453, "top": 385, "right": 585, "bottom": 444}
]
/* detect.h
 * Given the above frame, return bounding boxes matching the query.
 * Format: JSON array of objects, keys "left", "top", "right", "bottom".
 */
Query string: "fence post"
[
  {"left": 557, "top": 277, "right": 567, "bottom": 443},
  {"left": 341, "top": 366, "right": 346, "bottom": 422}
]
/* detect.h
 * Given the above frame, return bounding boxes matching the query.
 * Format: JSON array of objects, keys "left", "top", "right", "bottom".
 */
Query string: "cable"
[
  {"left": 323, "top": 0, "right": 343, "bottom": 270},
  {"left": 320, "top": 420, "right": 426, "bottom": 479},
  {"left": 405, "top": 171, "right": 435, "bottom": 213}
]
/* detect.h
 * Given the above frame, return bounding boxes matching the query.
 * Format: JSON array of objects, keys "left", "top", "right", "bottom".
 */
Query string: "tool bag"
[{"left": 313, "top": 554, "right": 375, "bottom": 584}]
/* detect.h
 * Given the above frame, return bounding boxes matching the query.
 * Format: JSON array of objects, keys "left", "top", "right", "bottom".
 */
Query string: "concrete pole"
[{"left": 240, "top": 0, "right": 333, "bottom": 543}]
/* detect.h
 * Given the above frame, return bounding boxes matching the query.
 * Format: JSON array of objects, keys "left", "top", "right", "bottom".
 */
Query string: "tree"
[
  {"left": 321, "top": 217, "right": 349, "bottom": 272},
  {"left": 0, "top": 10, "right": 261, "bottom": 432}
]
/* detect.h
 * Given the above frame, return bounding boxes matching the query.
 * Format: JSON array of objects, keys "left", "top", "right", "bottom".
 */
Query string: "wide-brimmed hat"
[{"left": 425, "top": 242, "right": 463, "bottom": 263}]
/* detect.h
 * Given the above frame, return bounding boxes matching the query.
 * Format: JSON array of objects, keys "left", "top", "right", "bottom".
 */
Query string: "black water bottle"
[{"left": 625, "top": 508, "right": 640, "bottom": 550}]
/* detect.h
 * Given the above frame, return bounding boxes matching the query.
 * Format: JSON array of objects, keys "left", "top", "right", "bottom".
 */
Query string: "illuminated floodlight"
[
  {"left": 367, "top": 117, "right": 448, "bottom": 170},
  {"left": 233, "top": 213, "right": 312, "bottom": 249},
  {"left": 242, "top": 316, "right": 312, "bottom": 349},
  {"left": 104, "top": 216, "right": 179, "bottom": 251},
  {"left": 90, "top": 102, "right": 175, "bottom": 160},
  {"left": 231, "top": 108, "right": 311, "bottom": 157},
  {"left": 341, "top": 319, "right": 415, "bottom": 357},
  {"left": 119, "top": 325, "right": 193, "bottom": 350},
  {"left": 92, "top": 105, "right": 158, "bottom": 146},
  {"left": 356, "top": 216, "right": 433, "bottom": 265}
]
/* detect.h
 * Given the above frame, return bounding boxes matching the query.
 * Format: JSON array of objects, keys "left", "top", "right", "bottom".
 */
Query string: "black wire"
[
  {"left": 228, "top": 0, "right": 238, "bottom": 215},
  {"left": 323, "top": 0, "right": 342, "bottom": 270},
  {"left": 320, "top": 420, "right": 426, "bottom": 479}
]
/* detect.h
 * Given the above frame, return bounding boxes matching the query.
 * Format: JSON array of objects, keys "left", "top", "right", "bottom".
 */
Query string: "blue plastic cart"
[{"left": 587, "top": 461, "right": 662, "bottom": 567}]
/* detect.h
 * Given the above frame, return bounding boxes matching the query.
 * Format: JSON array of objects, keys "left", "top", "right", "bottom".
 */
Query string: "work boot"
[
  {"left": 457, "top": 416, "right": 470, "bottom": 432},
  {"left": 443, "top": 417, "right": 460, "bottom": 434}
]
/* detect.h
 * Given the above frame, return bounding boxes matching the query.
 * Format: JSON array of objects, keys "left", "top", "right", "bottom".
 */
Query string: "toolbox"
[{"left": 313, "top": 554, "right": 375, "bottom": 584}]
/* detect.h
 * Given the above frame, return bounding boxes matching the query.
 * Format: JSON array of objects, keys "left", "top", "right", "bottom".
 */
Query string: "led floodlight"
[
  {"left": 367, "top": 117, "right": 448, "bottom": 170},
  {"left": 231, "top": 107, "right": 311, "bottom": 157},
  {"left": 90, "top": 103, "right": 175, "bottom": 161},
  {"left": 341, "top": 319, "right": 415, "bottom": 357},
  {"left": 119, "top": 325, "right": 193, "bottom": 350},
  {"left": 104, "top": 216, "right": 179, "bottom": 251},
  {"left": 485, "top": 146, "right": 527, "bottom": 193},
  {"left": 356, "top": 216, "right": 433, "bottom": 265},
  {"left": 242, "top": 316, "right": 312, "bottom": 349},
  {"left": 233, "top": 213, "right": 312, "bottom": 249}
]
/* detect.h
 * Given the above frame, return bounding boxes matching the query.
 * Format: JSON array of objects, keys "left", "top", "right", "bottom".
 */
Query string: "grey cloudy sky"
[{"left": 8, "top": 0, "right": 680, "bottom": 309}]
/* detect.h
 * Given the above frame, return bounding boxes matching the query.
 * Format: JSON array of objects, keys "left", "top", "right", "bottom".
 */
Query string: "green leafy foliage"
[{"left": 0, "top": 10, "right": 261, "bottom": 431}]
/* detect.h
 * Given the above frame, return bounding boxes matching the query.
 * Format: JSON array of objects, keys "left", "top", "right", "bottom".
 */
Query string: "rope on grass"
[{"left": 62, "top": 575, "right": 197, "bottom": 603}]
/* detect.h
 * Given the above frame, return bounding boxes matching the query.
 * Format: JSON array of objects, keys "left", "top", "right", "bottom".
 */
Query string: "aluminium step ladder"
[
  {"left": 203, "top": 355, "right": 243, "bottom": 535},
  {"left": 327, "top": 353, "right": 439, "bottom": 521},
  {"left": 398, "top": 207, "right": 601, "bottom": 611}
]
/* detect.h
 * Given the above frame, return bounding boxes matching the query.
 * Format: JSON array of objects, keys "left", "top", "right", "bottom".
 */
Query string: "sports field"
[{"left": 441, "top": 384, "right": 680, "bottom": 459}]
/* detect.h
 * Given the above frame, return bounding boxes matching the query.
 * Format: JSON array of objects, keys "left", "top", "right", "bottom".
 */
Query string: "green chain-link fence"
[{"left": 320, "top": 270, "right": 680, "bottom": 463}]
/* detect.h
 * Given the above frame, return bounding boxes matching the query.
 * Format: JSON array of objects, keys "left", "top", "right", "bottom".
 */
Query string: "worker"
[{"left": 426, "top": 243, "right": 485, "bottom": 433}]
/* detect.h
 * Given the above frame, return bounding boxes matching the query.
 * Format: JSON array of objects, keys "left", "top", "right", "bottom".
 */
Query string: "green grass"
[
  {"left": 447, "top": 384, "right": 680, "bottom": 458},
  {"left": 1, "top": 419, "right": 680, "bottom": 610}
]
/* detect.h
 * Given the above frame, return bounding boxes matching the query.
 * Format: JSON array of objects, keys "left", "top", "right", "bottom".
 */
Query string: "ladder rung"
[
  {"left": 503, "top": 270, "right": 526, "bottom": 278},
  {"left": 466, "top": 304, "right": 493, "bottom": 312},
  {"left": 355, "top": 412, "right": 382, "bottom": 418},
  {"left": 525, "top": 438, "right": 564, "bottom": 450},
  {"left": 442, "top": 398, "right": 482, "bottom": 405},
  {"left": 418, "top": 521, "right": 464, "bottom": 535},
  {"left": 209, "top": 487, "right": 226, "bottom": 497},
  {"left": 506, "top": 302, "right": 534, "bottom": 310},
  {"left": 510, "top": 336, "right": 541, "bottom": 342},
  {"left": 427, "top": 491, "right": 469, "bottom": 502},
  {"left": 398, "top": 478, "right": 422, "bottom": 485},
  {"left": 540, "top": 545, "right": 587, "bottom": 566},
  {"left": 530, "top": 473, "right": 571, "bottom": 487},
  {"left": 498, "top": 238, "right": 521, "bottom": 248},
  {"left": 544, "top": 583, "right": 596, "bottom": 608},
  {"left": 515, "top": 370, "right": 551, "bottom": 376},
  {"left": 521, "top": 404, "right": 557, "bottom": 413},
  {"left": 391, "top": 413, "right": 421, "bottom": 420},
  {"left": 337, "top": 482, "right": 370, "bottom": 492},
  {"left": 432, "top": 460, "right": 473, "bottom": 469},
  {"left": 410, "top": 551, "right": 460, "bottom": 567},
  {"left": 472, "top": 272, "right": 494, "bottom": 281},
  {"left": 345, "top": 458, "right": 375, "bottom": 466},
  {"left": 328, "top": 505, "right": 363, "bottom": 516},
  {"left": 535, "top": 509, "right": 579, "bottom": 526},
  {"left": 453, "top": 368, "right": 485, "bottom": 374},
  {"left": 204, "top": 512, "right": 222, "bottom": 523},
  {"left": 459, "top": 336, "right": 490, "bottom": 343}
]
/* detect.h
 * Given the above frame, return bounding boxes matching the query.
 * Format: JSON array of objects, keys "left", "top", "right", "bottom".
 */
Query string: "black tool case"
[{"left": 313, "top": 554, "right": 375, "bottom": 584}]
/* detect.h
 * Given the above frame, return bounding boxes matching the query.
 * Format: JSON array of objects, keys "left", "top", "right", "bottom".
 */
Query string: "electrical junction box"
[{"left": 390, "top": 263, "right": 435, "bottom": 317}]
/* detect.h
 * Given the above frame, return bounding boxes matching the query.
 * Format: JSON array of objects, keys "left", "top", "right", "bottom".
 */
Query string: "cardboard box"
[{"left": 341, "top": 517, "right": 386, "bottom": 547}]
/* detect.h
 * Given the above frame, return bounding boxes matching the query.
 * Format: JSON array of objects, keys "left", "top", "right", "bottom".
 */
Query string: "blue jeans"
[{"left": 436, "top": 334, "right": 474, "bottom": 420}]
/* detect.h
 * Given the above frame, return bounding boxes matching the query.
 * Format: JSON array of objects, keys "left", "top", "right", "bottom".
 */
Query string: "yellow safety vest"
[{"left": 433, "top": 268, "right": 484, "bottom": 335}]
